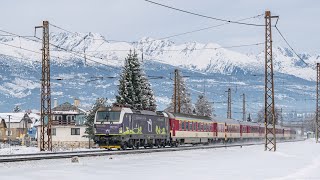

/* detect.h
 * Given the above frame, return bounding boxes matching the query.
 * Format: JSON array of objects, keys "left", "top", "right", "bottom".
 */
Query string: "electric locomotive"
[{"left": 94, "top": 106, "right": 170, "bottom": 149}]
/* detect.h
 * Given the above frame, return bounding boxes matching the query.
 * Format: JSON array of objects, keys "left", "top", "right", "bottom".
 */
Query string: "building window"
[
  {"left": 58, "top": 116, "right": 62, "bottom": 121},
  {"left": 6, "top": 130, "right": 12, "bottom": 136},
  {"left": 52, "top": 128, "right": 56, "bottom": 136},
  {"left": 71, "top": 128, "right": 80, "bottom": 135},
  {"left": 71, "top": 116, "right": 75, "bottom": 120}
]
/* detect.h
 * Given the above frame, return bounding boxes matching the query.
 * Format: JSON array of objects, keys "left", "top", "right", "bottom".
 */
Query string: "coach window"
[
  {"left": 189, "top": 122, "right": 192, "bottom": 131},
  {"left": 179, "top": 121, "right": 182, "bottom": 130},
  {"left": 181, "top": 121, "right": 185, "bottom": 130},
  {"left": 186, "top": 121, "right": 189, "bottom": 131}
]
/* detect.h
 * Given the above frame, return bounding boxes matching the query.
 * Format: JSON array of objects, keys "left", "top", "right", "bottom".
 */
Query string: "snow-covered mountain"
[{"left": 0, "top": 32, "right": 317, "bottom": 119}]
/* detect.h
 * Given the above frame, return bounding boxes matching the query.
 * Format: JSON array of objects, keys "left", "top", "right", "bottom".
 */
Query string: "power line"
[
  {"left": 155, "top": 14, "right": 264, "bottom": 40},
  {"left": 274, "top": 26, "right": 309, "bottom": 66},
  {"left": 0, "top": 41, "right": 42, "bottom": 55},
  {"left": 50, "top": 23, "right": 77, "bottom": 35},
  {"left": 144, "top": 0, "right": 265, "bottom": 27},
  {"left": 85, "top": 42, "right": 264, "bottom": 53},
  {"left": 0, "top": 28, "right": 122, "bottom": 72}
]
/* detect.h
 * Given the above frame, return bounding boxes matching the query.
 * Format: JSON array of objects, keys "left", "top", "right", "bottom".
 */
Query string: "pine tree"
[
  {"left": 84, "top": 98, "right": 106, "bottom": 138},
  {"left": 116, "top": 50, "right": 157, "bottom": 111},
  {"left": 13, "top": 105, "right": 21, "bottom": 112},
  {"left": 195, "top": 94, "right": 212, "bottom": 117},
  {"left": 247, "top": 113, "right": 252, "bottom": 122},
  {"left": 166, "top": 70, "right": 193, "bottom": 114}
]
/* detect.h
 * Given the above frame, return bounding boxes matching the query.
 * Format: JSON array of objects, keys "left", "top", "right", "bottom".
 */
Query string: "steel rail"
[{"left": 0, "top": 139, "right": 304, "bottom": 163}]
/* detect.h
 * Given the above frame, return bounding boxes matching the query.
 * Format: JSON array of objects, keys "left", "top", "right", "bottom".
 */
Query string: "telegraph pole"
[
  {"left": 264, "top": 11, "right": 278, "bottom": 151},
  {"left": 36, "top": 21, "right": 52, "bottom": 151},
  {"left": 316, "top": 63, "right": 320, "bottom": 143},
  {"left": 174, "top": 69, "right": 177, "bottom": 113},
  {"left": 280, "top": 108, "right": 283, "bottom": 127},
  {"left": 7, "top": 115, "right": 11, "bottom": 154},
  {"left": 177, "top": 70, "right": 181, "bottom": 113},
  {"left": 242, "top": 93, "right": 246, "bottom": 121},
  {"left": 227, "top": 88, "right": 231, "bottom": 119}
]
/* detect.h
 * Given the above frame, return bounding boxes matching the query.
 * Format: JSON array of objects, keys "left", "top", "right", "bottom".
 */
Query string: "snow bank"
[{"left": 0, "top": 139, "right": 319, "bottom": 180}]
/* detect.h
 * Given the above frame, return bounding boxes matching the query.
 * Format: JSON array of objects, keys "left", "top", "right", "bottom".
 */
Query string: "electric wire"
[
  {"left": 274, "top": 26, "right": 309, "bottom": 66},
  {"left": 144, "top": 0, "right": 265, "bottom": 27}
]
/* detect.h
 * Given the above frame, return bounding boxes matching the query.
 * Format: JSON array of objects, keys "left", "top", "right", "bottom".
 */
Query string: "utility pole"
[
  {"left": 316, "top": 63, "right": 320, "bottom": 143},
  {"left": 227, "top": 88, "right": 231, "bottom": 119},
  {"left": 242, "top": 93, "right": 246, "bottom": 121},
  {"left": 174, "top": 69, "right": 177, "bottom": 113},
  {"left": 36, "top": 21, "right": 52, "bottom": 151},
  {"left": 280, "top": 108, "right": 283, "bottom": 127},
  {"left": 177, "top": 70, "right": 181, "bottom": 113},
  {"left": 264, "top": 11, "right": 278, "bottom": 151},
  {"left": 7, "top": 115, "right": 11, "bottom": 154}
]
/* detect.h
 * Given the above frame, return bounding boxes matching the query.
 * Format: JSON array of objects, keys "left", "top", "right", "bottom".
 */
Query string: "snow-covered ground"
[
  {"left": 0, "top": 145, "right": 39, "bottom": 155},
  {"left": 0, "top": 139, "right": 319, "bottom": 180},
  {"left": 0, "top": 144, "right": 100, "bottom": 155}
]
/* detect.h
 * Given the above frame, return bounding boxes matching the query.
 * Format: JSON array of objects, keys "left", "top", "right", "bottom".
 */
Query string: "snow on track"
[{"left": 0, "top": 139, "right": 318, "bottom": 180}]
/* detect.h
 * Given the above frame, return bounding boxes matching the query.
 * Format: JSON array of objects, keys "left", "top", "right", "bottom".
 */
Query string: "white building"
[{"left": 37, "top": 99, "right": 91, "bottom": 149}]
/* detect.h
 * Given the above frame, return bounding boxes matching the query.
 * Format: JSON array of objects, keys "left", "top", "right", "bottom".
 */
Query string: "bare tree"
[{"left": 256, "top": 107, "right": 281, "bottom": 125}]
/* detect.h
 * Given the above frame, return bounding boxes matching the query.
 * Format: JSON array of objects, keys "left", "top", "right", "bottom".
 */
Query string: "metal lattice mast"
[
  {"left": 227, "top": 88, "right": 231, "bottom": 119},
  {"left": 316, "top": 63, "right": 320, "bottom": 143},
  {"left": 174, "top": 69, "right": 177, "bottom": 113},
  {"left": 37, "top": 21, "right": 52, "bottom": 151},
  {"left": 242, "top": 93, "right": 246, "bottom": 121},
  {"left": 177, "top": 69, "right": 181, "bottom": 113},
  {"left": 264, "top": 11, "right": 278, "bottom": 151}
]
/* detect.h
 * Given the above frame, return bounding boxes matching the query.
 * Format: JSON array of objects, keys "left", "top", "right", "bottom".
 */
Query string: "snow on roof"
[
  {"left": 0, "top": 112, "right": 40, "bottom": 124},
  {"left": 0, "top": 113, "right": 28, "bottom": 123},
  {"left": 213, "top": 117, "right": 240, "bottom": 124},
  {"left": 52, "top": 111, "right": 83, "bottom": 115}
]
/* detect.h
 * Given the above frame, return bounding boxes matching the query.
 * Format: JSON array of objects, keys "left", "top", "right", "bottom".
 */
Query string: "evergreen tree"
[
  {"left": 166, "top": 70, "right": 193, "bottom": 114},
  {"left": 195, "top": 94, "right": 212, "bottom": 117},
  {"left": 84, "top": 98, "right": 106, "bottom": 138},
  {"left": 116, "top": 50, "right": 157, "bottom": 111},
  {"left": 13, "top": 105, "right": 21, "bottom": 112},
  {"left": 247, "top": 113, "right": 252, "bottom": 122}
]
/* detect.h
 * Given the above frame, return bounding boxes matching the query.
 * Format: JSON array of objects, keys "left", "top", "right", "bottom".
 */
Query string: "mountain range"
[{"left": 0, "top": 32, "right": 317, "bottom": 120}]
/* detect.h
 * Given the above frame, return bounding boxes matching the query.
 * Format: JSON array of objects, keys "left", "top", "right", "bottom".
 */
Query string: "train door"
[
  {"left": 169, "top": 119, "right": 176, "bottom": 136},
  {"left": 128, "top": 115, "right": 132, "bottom": 131},
  {"left": 240, "top": 125, "right": 243, "bottom": 137},
  {"left": 213, "top": 123, "right": 217, "bottom": 137},
  {"left": 224, "top": 123, "right": 228, "bottom": 141}
]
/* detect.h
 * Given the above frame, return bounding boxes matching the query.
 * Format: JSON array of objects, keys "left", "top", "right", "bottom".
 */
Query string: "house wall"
[
  {"left": 37, "top": 125, "right": 92, "bottom": 149},
  {"left": 6, "top": 122, "right": 32, "bottom": 140},
  {"left": 0, "top": 122, "right": 6, "bottom": 142}
]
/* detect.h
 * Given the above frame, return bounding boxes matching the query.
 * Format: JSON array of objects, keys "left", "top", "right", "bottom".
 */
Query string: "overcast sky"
[{"left": 1, "top": 0, "right": 319, "bottom": 54}]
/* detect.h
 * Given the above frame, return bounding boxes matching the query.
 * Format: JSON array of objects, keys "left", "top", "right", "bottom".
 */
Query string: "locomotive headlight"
[{"left": 119, "top": 127, "right": 123, "bottom": 134}]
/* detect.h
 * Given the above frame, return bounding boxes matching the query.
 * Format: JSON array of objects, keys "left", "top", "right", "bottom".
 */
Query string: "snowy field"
[
  {"left": 0, "top": 144, "right": 100, "bottom": 155},
  {"left": 0, "top": 139, "right": 319, "bottom": 180}
]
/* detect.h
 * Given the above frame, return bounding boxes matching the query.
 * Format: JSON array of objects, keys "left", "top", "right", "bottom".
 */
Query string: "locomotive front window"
[{"left": 96, "top": 111, "right": 121, "bottom": 122}]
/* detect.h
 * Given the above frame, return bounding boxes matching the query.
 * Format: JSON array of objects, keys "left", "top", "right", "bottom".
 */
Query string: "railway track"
[{"left": 0, "top": 139, "right": 305, "bottom": 163}]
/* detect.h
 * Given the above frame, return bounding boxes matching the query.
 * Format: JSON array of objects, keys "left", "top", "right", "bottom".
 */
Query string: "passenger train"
[{"left": 93, "top": 106, "right": 297, "bottom": 149}]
